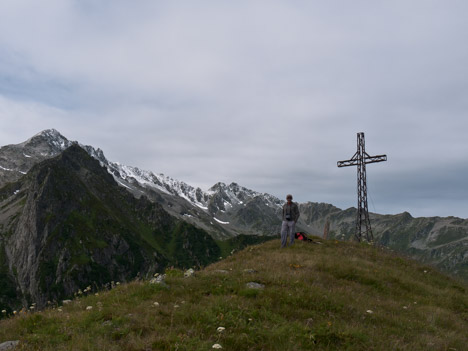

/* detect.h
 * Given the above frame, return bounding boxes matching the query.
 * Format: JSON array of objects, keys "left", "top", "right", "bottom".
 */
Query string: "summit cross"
[{"left": 337, "top": 132, "right": 387, "bottom": 242}]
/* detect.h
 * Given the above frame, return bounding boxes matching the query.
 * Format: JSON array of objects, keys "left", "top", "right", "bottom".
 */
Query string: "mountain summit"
[{"left": 1, "top": 129, "right": 467, "bottom": 285}]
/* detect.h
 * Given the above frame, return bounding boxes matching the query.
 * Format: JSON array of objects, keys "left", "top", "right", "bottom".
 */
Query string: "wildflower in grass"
[
  {"left": 1, "top": 310, "right": 6, "bottom": 314},
  {"left": 217, "top": 327, "right": 225, "bottom": 332},
  {"left": 86, "top": 306, "right": 93, "bottom": 311},
  {"left": 403, "top": 306, "right": 408, "bottom": 309},
  {"left": 153, "top": 302, "right": 159, "bottom": 307},
  {"left": 13, "top": 311, "right": 17, "bottom": 315},
  {"left": 174, "top": 304, "right": 180, "bottom": 308},
  {"left": 366, "top": 310, "right": 373, "bottom": 314},
  {"left": 212, "top": 344, "right": 223, "bottom": 349},
  {"left": 30, "top": 306, "right": 35, "bottom": 310},
  {"left": 58, "top": 309, "right": 63, "bottom": 312}
]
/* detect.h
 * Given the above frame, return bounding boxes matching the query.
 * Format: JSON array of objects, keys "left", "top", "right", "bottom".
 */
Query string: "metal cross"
[{"left": 337, "top": 132, "right": 387, "bottom": 242}]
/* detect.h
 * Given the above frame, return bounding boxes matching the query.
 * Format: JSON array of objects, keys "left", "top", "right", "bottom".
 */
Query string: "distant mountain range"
[{"left": 0, "top": 129, "right": 467, "bottom": 311}]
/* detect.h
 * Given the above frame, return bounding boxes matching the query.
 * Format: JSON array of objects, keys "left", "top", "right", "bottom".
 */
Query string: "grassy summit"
[{"left": 0, "top": 238, "right": 466, "bottom": 350}]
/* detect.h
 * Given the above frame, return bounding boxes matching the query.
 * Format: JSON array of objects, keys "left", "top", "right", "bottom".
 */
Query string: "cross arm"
[
  {"left": 364, "top": 154, "right": 387, "bottom": 164},
  {"left": 337, "top": 154, "right": 387, "bottom": 167},
  {"left": 337, "top": 158, "right": 359, "bottom": 167}
]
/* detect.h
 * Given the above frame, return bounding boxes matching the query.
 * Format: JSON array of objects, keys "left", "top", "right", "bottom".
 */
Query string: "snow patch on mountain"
[{"left": 214, "top": 218, "right": 230, "bottom": 225}]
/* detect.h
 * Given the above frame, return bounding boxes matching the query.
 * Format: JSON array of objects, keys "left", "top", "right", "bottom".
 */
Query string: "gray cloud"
[{"left": 0, "top": 1, "right": 467, "bottom": 218}]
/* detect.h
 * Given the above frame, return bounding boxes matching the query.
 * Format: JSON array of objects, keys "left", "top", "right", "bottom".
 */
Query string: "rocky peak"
[
  {"left": 208, "top": 182, "right": 228, "bottom": 193},
  {"left": 22, "top": 129, "right": 74, "bottom": 155}
]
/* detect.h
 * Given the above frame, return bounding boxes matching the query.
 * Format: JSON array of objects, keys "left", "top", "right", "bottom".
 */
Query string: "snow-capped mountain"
[{"left": 0, "top": 129, "right": 284, "bottom": 237}]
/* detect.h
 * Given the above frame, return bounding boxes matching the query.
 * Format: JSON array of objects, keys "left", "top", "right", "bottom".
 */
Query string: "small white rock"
[
  {"left": 153, "top": 302, "right": 160, "bottom": 307},
  {"left": 184, "top": 268, "right": 195, "bottom": 277},
  {"left": 0, "top": 341, "right": 19, "bottom": 350},
  {"left": 86, "top": 306, "right": 93, "bottom": 311},
  {"left": 366, "top": 310, "right": 374, "bottom": 314},
  {"left": 212, "top": 344, "right": 223, "bottom": 349},
  {"left": 246, "top": 282, "right": 264, "bottom": 290},
  {"left": 217, "top": 327, "right": 225, "bottom": 332}
]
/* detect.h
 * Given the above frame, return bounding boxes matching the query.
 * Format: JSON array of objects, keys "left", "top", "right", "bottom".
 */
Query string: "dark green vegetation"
[{"left": 0, "top": 239, "right": 466, "bottom": 350}]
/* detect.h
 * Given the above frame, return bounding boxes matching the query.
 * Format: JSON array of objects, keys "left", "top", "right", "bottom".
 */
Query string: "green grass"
[{"left": 0, "top": 239, "right": 466, "bottom": 350}]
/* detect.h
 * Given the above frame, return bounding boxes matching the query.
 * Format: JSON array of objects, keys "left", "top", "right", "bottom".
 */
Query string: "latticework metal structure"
[{"left": 337, "top": 132, "right": 387, "bottom": 242}]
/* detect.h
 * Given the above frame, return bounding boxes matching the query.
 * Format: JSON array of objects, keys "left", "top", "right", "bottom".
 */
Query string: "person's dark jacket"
[{"left": 282, "top": 202, "right": 300, "bottom": 222}]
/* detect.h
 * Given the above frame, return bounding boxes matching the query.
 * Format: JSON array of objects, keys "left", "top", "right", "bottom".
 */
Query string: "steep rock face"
[{"left": 0, "top": 145, "right": 220, "bottom": 310}]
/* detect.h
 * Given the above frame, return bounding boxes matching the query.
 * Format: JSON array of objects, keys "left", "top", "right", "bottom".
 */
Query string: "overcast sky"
[{"left": 0, "top": 0, "right": 467, "bottom": 218}]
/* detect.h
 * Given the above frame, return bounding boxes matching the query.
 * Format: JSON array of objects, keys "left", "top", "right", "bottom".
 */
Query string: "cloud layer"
[{"left": 1, "top": 1, "right": 467, "bottom": 218}]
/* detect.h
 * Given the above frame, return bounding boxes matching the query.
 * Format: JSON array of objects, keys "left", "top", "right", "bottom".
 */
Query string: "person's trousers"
[{"left": 281, "top": 220, "right": 295, "bottom": 248}]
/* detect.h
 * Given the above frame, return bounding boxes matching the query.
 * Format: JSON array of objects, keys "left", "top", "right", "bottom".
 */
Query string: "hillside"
[{"left": 0, "top": 239, "right": 466, "bottom": 351}]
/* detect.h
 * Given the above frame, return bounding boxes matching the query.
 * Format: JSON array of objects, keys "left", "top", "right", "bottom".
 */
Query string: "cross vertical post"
[{"left": 337, "top": 132, "right": 387, "bottom": 242}]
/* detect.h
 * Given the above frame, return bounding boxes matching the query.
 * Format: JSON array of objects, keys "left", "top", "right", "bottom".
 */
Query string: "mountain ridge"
[{"left": 0, "top": 129, "right": 467, "bottom": 282}]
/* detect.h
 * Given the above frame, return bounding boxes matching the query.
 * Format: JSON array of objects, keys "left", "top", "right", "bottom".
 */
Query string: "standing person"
[{"left": 281, "top": 194, "right": 300, "bottom": 248}]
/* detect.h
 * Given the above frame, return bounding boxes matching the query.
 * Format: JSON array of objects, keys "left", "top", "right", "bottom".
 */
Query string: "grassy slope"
[{"left": 0, "top": 238, "right": 466, "bottom": 351}]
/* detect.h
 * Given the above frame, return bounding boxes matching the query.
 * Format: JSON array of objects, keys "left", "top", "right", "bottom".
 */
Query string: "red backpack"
[{"left": 295, "top": 232, "right": 313, "bottom": 242}]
